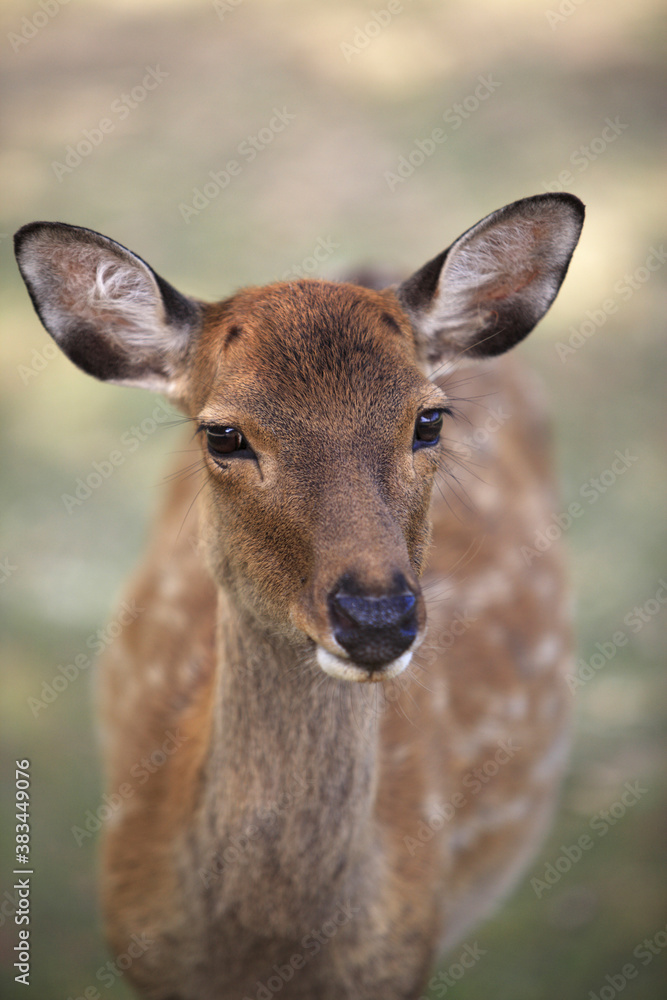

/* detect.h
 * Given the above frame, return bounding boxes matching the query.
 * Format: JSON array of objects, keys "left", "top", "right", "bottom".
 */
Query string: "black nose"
[{"left": 328, "top": 575, "right": 419, "bottom": 668}]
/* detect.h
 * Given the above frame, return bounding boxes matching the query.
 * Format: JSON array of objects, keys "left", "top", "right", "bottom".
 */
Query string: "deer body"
[{"left": 15, "top": 194, "right": 584, "bottom": 999}]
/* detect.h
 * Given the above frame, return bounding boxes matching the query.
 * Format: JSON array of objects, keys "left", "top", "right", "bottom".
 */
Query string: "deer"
[{"left": 15, "top": 192, "right": 584, "bottom": 1000}]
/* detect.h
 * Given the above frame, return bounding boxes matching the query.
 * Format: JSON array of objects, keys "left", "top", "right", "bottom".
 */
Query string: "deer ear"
[
  {"left": 396, "top": 193, "right": 584, "bottom": 365},
  {"left": 14, "top": 222, "right": 202, "bottom": 392}
]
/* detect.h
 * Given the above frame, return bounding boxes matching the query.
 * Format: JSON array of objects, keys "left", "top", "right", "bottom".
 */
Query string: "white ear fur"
[
  {"left": 397, "top": 193, "right": 585, "bottom": 367},
  {"left": 15, "top": 222, "right": 201, "bottom": 391}
]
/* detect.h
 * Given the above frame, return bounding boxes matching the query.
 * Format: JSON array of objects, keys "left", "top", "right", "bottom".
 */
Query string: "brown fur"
[
  {"left": 97, "top": 284, "right": 572, "bottom": 999},
  {"left": 14, "top": 196, "right": 583, "bottom": 998}
]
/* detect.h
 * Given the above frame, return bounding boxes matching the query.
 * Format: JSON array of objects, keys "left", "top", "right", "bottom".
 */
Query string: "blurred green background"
[{"left": 1, "top": 0, "right": 665, "bottom": 996}]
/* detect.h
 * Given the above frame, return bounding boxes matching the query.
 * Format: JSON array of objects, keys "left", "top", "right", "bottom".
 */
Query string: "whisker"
[{"left": 176, "top": 478, "right": 207, "bottom": 542}]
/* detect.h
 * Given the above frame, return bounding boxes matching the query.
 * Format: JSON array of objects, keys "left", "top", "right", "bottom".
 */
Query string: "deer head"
[{"left": 14, "top": 193, "right": 584, "bottom": 683}]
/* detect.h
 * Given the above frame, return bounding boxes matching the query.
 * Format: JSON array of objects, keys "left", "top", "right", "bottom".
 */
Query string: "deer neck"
[{"left": 194, "top": 588, "right": 381, "bottom": 929}]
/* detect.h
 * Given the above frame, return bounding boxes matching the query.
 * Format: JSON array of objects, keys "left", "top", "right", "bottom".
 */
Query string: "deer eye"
[
  {"left": 205, "top": 426, "right": 253, "bottom": 459},
  {"left": 413, "top": 409, "right": 447, "bottom": 450}
]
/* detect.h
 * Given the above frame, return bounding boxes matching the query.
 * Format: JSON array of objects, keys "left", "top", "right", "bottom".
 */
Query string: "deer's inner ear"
[
  {"left": 14, "top": 221, "right": 202, "bottom": 392},
  {"left": 396, "top": 193, "right": 585, "bottom": 365}
]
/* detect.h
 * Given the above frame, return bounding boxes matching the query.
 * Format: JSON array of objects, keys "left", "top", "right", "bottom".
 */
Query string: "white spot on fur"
[
  {"left": 450, "top": 794, "right": 532, "bottom": 850},
  {"left": 423, "top": 792, "right": 447, "bottom": 826},
  {"left": 146, "top": 664, "right": 163, "bottom": 687},
  {"left": 533, "top": 570, "right": 558, "bottom": 600},
  {"left": 159, "top": 574, "right": 185, "bottom": 600},
  {"left": 450, "top": 718, "right": 512, "bottom": 760},
  {"left": 469, "top": 480, "right": 500, "bottom": 512},
  {"left": 503, "top": 691, "right": 528, "bottom": 720},
  {"left": 463, "top": 568, "right": 510, "bottom": 611},
  {"left": 431, "top": 675, "right": 449, "bottom": 713},
  {"left": 532, "top": 633, "right": 563, "bottom": 671},
  {"left": 531, "top": 729, "right": 570, "bottom": 784},
  {"left": 485, "top": 622, "right": 505, "bottom": 647}
]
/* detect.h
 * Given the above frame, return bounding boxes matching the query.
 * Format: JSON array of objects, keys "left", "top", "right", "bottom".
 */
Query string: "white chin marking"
[{"left": 316, "top": 648, "right": 413, "bottom": 683}]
